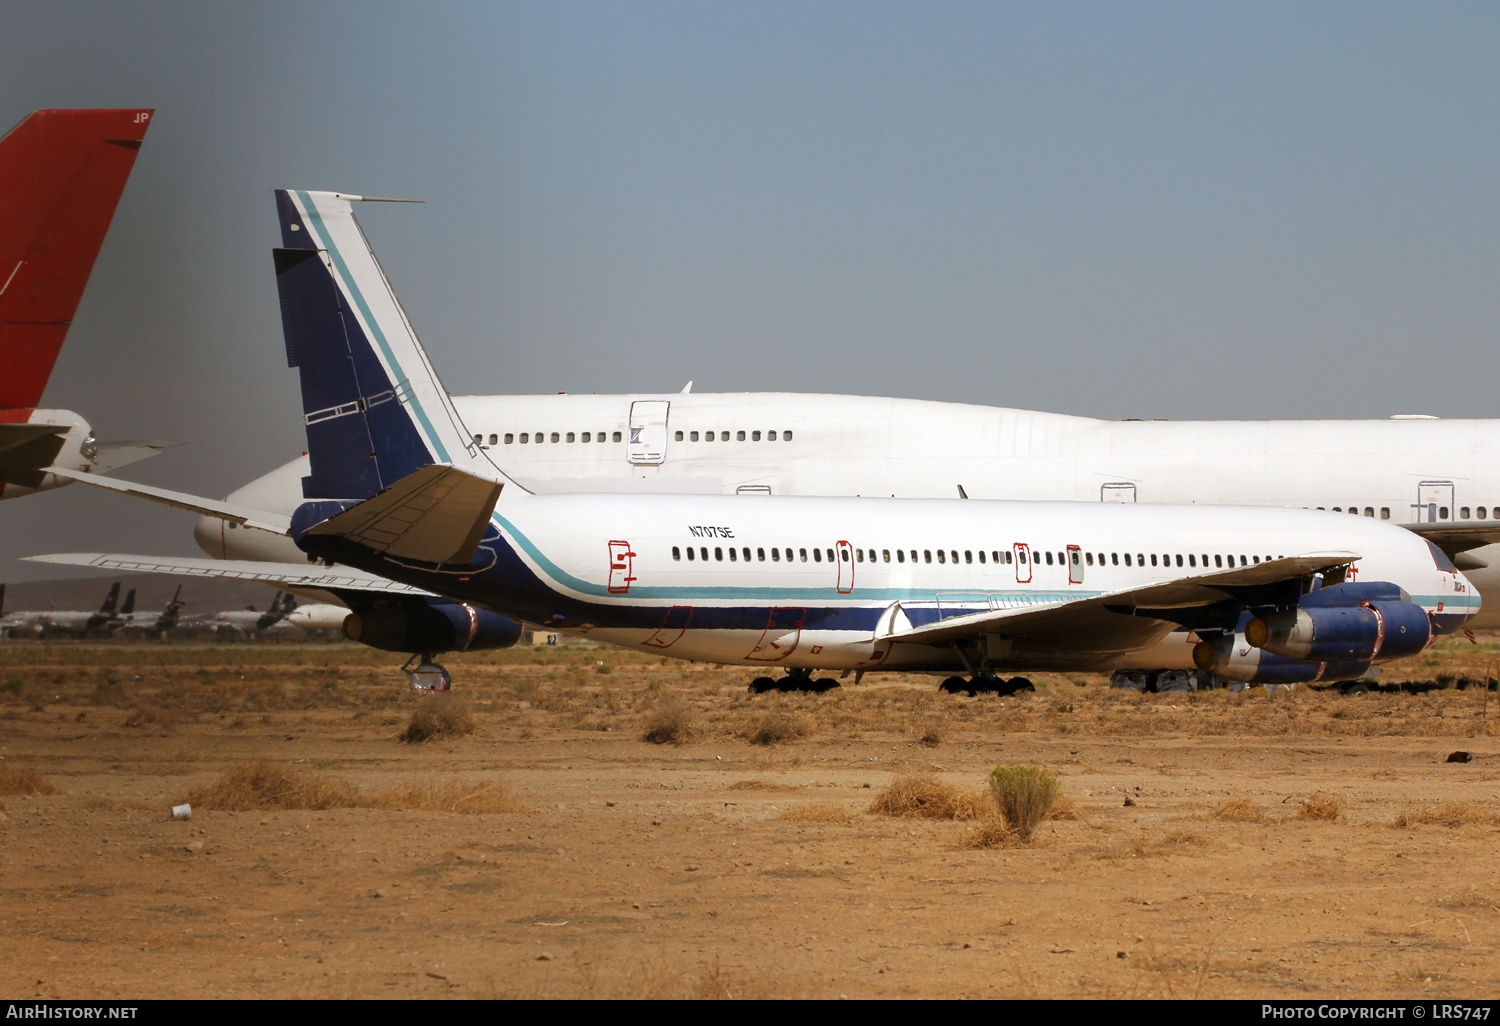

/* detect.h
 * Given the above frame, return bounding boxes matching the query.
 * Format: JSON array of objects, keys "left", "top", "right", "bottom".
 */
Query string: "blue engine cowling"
[
  {"left": 1193, "top": 634, "right": 1371, "bottom": 684},
  {"left": 343, "top": 597, "right": 523, "bottom": 654},
  {"left": 1246, "top": 599, "right": 1431, "bottom": 663}
]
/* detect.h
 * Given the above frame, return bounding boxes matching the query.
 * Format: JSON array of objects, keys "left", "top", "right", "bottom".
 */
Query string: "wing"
[
  {"left": 24, "top": 552, "right": 433, "bottom": 595},
  {"left": 1405, "top": 522, "right": 1500, "bottom": 556},
  {"left": 881, "top": 552, "right": 1359, "bottom": 652},
  {"left": 43, "top": 467, "right": 291, "bottom": 533}
]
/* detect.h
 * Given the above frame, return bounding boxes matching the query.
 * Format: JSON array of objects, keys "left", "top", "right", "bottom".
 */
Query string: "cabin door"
[
  {"left": 1014, "top": 543, "right": 1032, "bottom": 584},
  {"left": 1415, "top": 481, "right": 1454, "bottom": 523},
  {"left": 1067, "top": 544, "right": 1084, "bottom": 584},
  {"left": 1101, "top": 482, "right": 1136, "bottom": 502},
  {"left": 627, "top": 401, "right": 670, "bottom": 465},
  {"left": 836, "top": 541, "right": 854, "bottom": 593},
  {"left": 607, "top": 540, "right": 636, "bottom": 593}
]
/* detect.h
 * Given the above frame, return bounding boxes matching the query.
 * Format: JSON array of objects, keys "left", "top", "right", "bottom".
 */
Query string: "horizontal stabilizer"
[
  {"left": 883, "top": 552, "right": 1360, "bottom": 650},
  {"left": 24, "top": 553, "right": 433, "bottom": 596},
  {"left": 306, "top": 463, "right": 502, "bottom": 565},
  {"left": 90, "top": 439, "right": 177, "bottom": 474},
  {"left": 0, "top": 422, "right": 66, "bottom": 454},
  {"left": 44, "top": 467, "right": 291, "bottom": 533}
]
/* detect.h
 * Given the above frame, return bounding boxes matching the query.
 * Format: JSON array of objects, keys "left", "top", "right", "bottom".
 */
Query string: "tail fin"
[
  {"left": 0, "top": 109, "right": 153, "bottom": 408},
  {"left": 119, "top": 587, "right": 135, "bottom": 616},
  {"left": 97, "top": 581, "right": 120, "bottom": 615},
  {"left": 271, "top": 189, "right": 500, "bottom": 501}
]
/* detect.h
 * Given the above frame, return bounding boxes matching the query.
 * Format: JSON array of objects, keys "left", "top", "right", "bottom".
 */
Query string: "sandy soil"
[{"left": 1, "top": 639, "right": 1499, "bottom": 999}]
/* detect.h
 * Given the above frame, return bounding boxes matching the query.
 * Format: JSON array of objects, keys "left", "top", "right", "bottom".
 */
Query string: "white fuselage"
[
  {"left": 200, "top": 391, "right": 1500, "bottom": 624},
  {"left": 433, "top": 492, "right": 1478, "bottom": 674}
]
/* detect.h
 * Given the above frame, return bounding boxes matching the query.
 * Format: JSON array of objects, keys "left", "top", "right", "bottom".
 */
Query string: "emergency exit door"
[{"left": 627, "top": 401, "right": 669, "bottom": 465}]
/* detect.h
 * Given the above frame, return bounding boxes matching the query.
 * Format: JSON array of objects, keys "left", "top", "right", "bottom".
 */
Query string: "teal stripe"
[{"left": 294, "top": 191, "right": 452, "bottom": 464}]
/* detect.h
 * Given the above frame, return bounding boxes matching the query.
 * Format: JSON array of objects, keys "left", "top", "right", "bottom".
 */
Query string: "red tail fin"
[{"left": 0, "top": 108, "right": 153, "bottom": 409}]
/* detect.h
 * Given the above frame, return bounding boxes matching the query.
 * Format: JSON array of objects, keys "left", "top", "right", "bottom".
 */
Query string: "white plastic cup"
[{"left": 171, "top": 803, "right": 192, "bottom": 821}]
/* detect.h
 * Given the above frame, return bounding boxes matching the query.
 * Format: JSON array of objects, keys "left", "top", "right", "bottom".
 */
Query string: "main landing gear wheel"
[
  {"left": 749, "top": 676, "right": 778, "bottom": 693},
  {"left": 1342, "top": 682, "right": 1373, "bottom": 696},
  {"left": 1004, "top": 676, "right": 1034, "bottom": 694},
  {"left": 403, "top": 653, "right": 452, "bottom": 694},
  {"left": 940, "top": 676, "right": 972, "bottom": 695}
]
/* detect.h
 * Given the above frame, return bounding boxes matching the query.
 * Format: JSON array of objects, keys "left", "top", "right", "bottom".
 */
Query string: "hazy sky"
[{"left": 3, "top": 2, "right": 1499, "bottom": 581}]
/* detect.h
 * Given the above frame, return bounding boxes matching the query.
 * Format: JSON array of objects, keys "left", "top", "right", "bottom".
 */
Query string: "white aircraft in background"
[
  {"left": 154, "top": 191, "right": 1500, "bottom": 627},
  {"left": 0, "top": 108, "right": 171, "bottom": 500},
  {"left": 184, "top": 591, "right": 295, "bottom": 638},
  {"left": 35, "top": 191, "right": 1481, "bottom": 696},
  {"left": 110, "top": 585, "right": 185, "bottom": 639},
  {"left": 278, "top": 601, "right": 349, "bottom": 632},
  {"left": 0, "top": 580, "right": 123, "bottom": 638}
]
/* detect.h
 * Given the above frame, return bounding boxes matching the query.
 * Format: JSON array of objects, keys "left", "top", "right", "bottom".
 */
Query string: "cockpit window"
[{"left": 1425, "top": 539, "right": 1459, "bottom": 573}]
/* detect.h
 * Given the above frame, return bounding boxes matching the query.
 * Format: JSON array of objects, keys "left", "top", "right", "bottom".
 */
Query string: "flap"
[
  {"left": 305, "top": 462, "right": 502, "bottom": 565},
  {"left": 24, "top": 552, "right": 434, "bottom": 595},
  {"left": 45, "top": 467, "right": 291, "bottom": 533}
]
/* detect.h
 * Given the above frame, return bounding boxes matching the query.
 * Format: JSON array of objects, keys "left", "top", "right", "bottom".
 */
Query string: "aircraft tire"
[
  {"left": 1006, "top": 676, "right": 1035, "bottom": 693},
  {"left": 1342, "top": 682, "right": 1372, "bottom": 696},
  {"left": 939, "top": 676, "right": 971, "bottom": 695},
  {"left": 749, "top": 676, "right": 778, "bottom": 693}
]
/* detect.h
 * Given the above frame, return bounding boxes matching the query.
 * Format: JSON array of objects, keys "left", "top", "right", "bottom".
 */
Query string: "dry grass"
[
  {"left": 1394, "top": 801, "right": 1500, "bottom": 828},
  {"left": 185, "top": 761, "right": 526, "bottom": 814},
  {"left": 868, "top": 773, "right": 989, "bottom": 820},
  {"left": 0, "top": 764, "right": 58, "bottom": 796},
  {"left": 400, "top": 694, "right": 476, "bottom": 743},
  {"left": 1105, "top": 829, "right": 1209, "bottom": 859},
  {"left": 1209, "top": 798, "right": 1271, "bottom": 823},
  {"left": 988, "top": 763, "right": 1061, "bottom": 841},
  {"left": 777, "top": 801, "right": 855, "bottom": 823},
  {"left": 917, "top": 723, "right": 945, "bottom": 747},
  {"left": 367, "top": 777, "right": 528, "bottom": 814},
  {"left": 962, "top": 817, "right": 1020, "bottom": 848},
  {"left": 1048, "top": 792, "right": 1080, "bottom": 821},
  {"left": 641, "top": 700, "right": 695, "bottom": 745},
  {"left": 1297, "top": 792, "right": 1345, "bottom": 821},
  {"left": 729, "top": 779, "right": 798, "bottom": 791},
  {"left": 744, "top": 710, "right": 813, "bottom": 746}
]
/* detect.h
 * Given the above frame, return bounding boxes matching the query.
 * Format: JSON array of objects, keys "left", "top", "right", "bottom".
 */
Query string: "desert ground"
[{"left": 2, "top": 636, "right": 1499, "bottom": 999}]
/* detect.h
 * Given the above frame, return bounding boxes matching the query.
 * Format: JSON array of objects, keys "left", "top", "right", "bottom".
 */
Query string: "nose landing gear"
[{"left": 402, "top": 653, "right": 451, "bottom": 694}]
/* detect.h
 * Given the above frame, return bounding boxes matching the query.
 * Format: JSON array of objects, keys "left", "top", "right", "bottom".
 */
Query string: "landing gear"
[
  {"left": 746, "top": 669, "right": 841, "bottom": 694},
  {"left": 403, "top": 653, "right": 451, "bottom": 694},
  {"left": 939, "top": 675, "right": 1033, "bottom": 696}
]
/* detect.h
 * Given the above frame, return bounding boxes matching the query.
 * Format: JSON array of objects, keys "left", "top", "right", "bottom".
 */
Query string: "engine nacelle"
[
  {"left": 1246, "top": 600, "right": 1431, "bottom": 662},
  {"left": 343, "top": 598, "right": 523, "bottom": 654},
  {"left": 1192, "top": 634, "right": 1370, "bottom": 684}
]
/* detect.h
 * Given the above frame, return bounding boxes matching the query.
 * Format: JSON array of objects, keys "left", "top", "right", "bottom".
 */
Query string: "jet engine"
[
  {"left": 342, "top": 597, "right": 523, "bottom": 654},
  {"left": 1245, "top": 600, "right": 1431, "bottom": 663},
  {"left": 1192, "top": 633, "right": 1370, "bottom": 684}
]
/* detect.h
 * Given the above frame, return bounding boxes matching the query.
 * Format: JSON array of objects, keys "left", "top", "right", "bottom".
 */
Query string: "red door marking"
[{"left": 607, "top": 540, "right": 636, "bottom": 594}]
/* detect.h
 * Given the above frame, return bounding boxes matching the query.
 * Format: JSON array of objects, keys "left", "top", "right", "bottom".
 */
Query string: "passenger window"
[
  {"left": 1479, "top": 508, "right": 1489, "bottom": 520},
  {"left": 1111, "top": 553, "right": 1119, "bottom": 566},
  {"left": 1363, "top": 507, "right": 1373, "bottom": 517},
  {"left": 736, "top": 431, "right": 746, "bottom": 441},
  {"left": 743, "top": 547, "right": 750, "bottom": 561},
  {"left": 1252, "top": 555, "right": 1260, "bottom": 564},
  {"left": 757, "top": 548, "right": 765, "bottom": 561},
  {"left": 728, "top": 547, "right": 736, "bottom": 561},
  {"left": 841, "top": 548, "right": 850, "bottom": 562},
  {"left": 1150, "top": 554, "right": 1158, "bottom": 567},
  {"left": 1005, "top": 551, "right": 1013, "bottom": 564},
  {"left": 1380, "top": 508, "right": 1390, "bottom": 519},
  {"left": 768, "top": 431, "right": 777, "bottom": 441},
  {"left": 704, "top": 431, "right": 714, "bottom": 443},
  {"left": 1018, "top": 550, "right": 1027, "bottom": 564},
  {"left": 599, "top": 432, "right": 608, "bottom": 443},
  {"left": 1440, "top": 506, "right": 1450, "bottom": 519},
  {"left": 1070, "top": 551, "right": 1079, "bottom": 566},
  {"left": 937, "top": 550, "right": 946, "bottom": 564},
  {"left": 1085, "top": 552, "right": 1094, "bottom": 566},
  {"left": 950, "top": 550, "right": 958, "bottom": 563},
  {"left": 1214, "top": 555, "right": 1222, "bottom": 568},
  {"left": 550, "top": 432, "right": 559, "bottom": 443},
  {"left": 897, "top": 550, "right": 905, "bottom": 563},
  {"left": 674, "top": 431, "right": 683, "bottom": 441},
  {"left": 752, "top": 431, "right": 761, "bottom": 441},
  {"left": 1044, "top": 551, "right": 1053, "bottom": 566},
  {"left": 672, "top": 546, "right": 681, "bottom": 560},
  {"left": 581, "top": 432, "right": 590, "bottom": 442},
  {"left": 566, "top": 432, "right": 575, "bottom": 443},
  {"left": 612, "top": 431, "right": 622, "bottom": 442},
  {"left": 1461, "top": 507, "right": 1471, "bottom": 520},
  {"left": 1333, "top": 507, "right": 1342, "bottom": 513},
  {"left": 799, "top": 548, "right": 808, "bottom": 562},
  {"left": 690, "top": 431, "right": 699, "bottom": 441},
  {"left": 700, "top": 547, "right": 708, "bottom": 561},
  {"left": 472, "top": 434, "right": 482, "bottom": 444},
  {"left": 883, "top": 550, "right": 891, "bottom": 563},
  {"left": 784, "top": 431, "right": 793, "bottom": 441},
  {"left": 924, "top": 550, "right": 932, "bottom": 564},
  {"left": 1189, "top": 555, "right": 1196, "bottom": 567},
  {"left": 519, "top": 433, "right": 529, "bottom": 444},
  {"left": 1175, "top": 554, "right": 1183, "bottom": 567},
  {"left": 488, "top": 434, "right": 498, "bottom": 445},
  {"left": 978, "top": 551, "right": 986, "bottom": 564},
  {"left": 772, "top": 548, "right": 780, "bottom": 562},
  {"left": 686, "top": 547, "right": 695, "bottom": 561},
  {"left": 1122, "top": 553, "right": 1130, "bottom": 566},
  {"left": 815, "top": 548, "right": 824, "bottom": 563},
  {"left": 504, "top": 433, "right": 514, "bottom": 444},
  {"left": 856, "top": 549, "right": 863, "bottom": 562}
]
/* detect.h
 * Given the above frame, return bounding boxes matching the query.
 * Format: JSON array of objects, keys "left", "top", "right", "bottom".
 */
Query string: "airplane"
[
  {"left": 168, "top": 195, "right": 1500, "bottom": 628},
  {"left": 0, "top": 581, "right": 124, "bottom": 639},
  {"left": 0, "top": 108, "right": 171, "bottom": 501},
  {"left": 277, "top": 600, "right": 351, "bottom": 632},
  {"left": 184, "top": 590, "right": 295, "bottom": 638},
  {"left": 34, "top": 191, "right": 1482, "bottom": 697},
  {"left": 110, "top": 584, "right": 185, "bottom": 639}
]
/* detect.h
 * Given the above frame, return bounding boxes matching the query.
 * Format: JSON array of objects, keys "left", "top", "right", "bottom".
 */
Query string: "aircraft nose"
[{"left": 193, "top": 515, "right": 224, "bottom": 558}]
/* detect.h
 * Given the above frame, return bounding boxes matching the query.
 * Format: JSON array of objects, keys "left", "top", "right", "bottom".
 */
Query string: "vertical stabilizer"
[
  {"left": 271, "top": 190, "right": 502, "bottom": 501},
  {"left": 0, "top": 109, "right": 153, "bottom": 408},
  {"left": 97, "top": 581, "right": 120, "bottom": 615}
]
